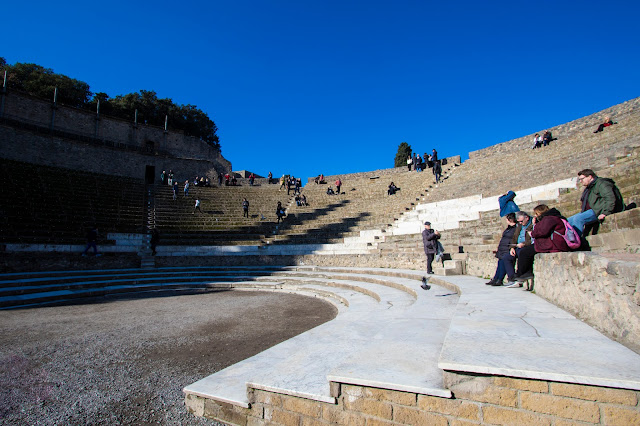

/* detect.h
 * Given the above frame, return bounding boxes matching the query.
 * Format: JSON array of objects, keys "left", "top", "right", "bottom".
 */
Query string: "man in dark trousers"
[{"left": 421, "top": 221, "right": 440, "bottom": 274}]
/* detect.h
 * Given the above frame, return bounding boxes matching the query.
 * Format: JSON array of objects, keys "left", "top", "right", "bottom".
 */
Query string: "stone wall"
[
  {"left": 0, "top": 90, "right": 231, "bottom": 178},
  {"left": 0, "top": 125, "right": 224, "bottom": 182},
  {"left": 534, "top": 252, "right": 640, "bottom": 354},
  {"left": 186, "top": 371, "right": 640, "bottom": 425}
]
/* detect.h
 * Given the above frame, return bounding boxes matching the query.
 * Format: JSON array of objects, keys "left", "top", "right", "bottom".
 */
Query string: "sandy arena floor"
[{"left": 0, "top": 290, "right": 337, "bottom": 425}]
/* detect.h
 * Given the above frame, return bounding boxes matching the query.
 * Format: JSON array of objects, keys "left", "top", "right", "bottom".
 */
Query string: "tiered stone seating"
[
  {"left": 0, "top": 158, "right": 145, "bottom": 244},
  {"left": 152, "top": 180, "right": 291, "bottom": 245},
  {"left": 266, "top": 162, "right": 458, "bottom": 245}
]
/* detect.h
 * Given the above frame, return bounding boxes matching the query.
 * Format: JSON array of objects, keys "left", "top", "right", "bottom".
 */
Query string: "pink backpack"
[{"left": 551, "top": 218, "right": 581, "bottom": 250}]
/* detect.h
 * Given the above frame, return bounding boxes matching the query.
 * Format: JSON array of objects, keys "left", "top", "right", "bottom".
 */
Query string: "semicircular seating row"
[{"left": 2, "top": 266, "right": 640, "bottom": 411}]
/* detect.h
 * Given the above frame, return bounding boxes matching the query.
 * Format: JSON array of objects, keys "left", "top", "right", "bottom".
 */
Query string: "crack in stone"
[{"left": 520, "top": 316, "right": 541, "bottom": 337}]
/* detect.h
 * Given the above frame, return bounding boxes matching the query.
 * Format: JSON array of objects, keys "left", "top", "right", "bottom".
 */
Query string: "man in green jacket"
[{"left": 568, "top": 169, "right": 624, "bottom": 236}]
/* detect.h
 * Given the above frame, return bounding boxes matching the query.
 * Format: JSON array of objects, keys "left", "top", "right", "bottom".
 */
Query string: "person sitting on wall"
[
  {"left": 388, "top": 182, "right": 398, "bottom": 195},
  {"left": 594, "top": 116, "right": 617, "bottom": 133},
  {"left": 301, "top": 194, "right": 308, "bottom": 206},
  {"left": 507, "top": 204, "right": 575, "bottom": 289},
  {"left": 487, "top": 213, "right": 518, "bottom": 286},
  {"left": 502, "top": 211, "right": 533, "bottom": 285}
]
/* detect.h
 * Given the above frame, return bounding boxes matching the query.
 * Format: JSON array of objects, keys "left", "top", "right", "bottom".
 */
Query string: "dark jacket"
[
  {"left": 531, "top": 208, "right": 570, "bottom": 253},
  {"left": 510, "top": 219, "right": 533, "bottom": 246},
  {"left": 496, "top": 224, "right": 517, "bottom": 258},
  {"left": 422, "top": 229, "right": 440, "bottom": 255},
  {"left": 581, "top": 177, "right": 624, "bottom": 217}
]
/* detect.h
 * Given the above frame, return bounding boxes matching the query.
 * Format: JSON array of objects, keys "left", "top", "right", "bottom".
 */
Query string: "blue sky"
[{"left": 3, "top": 1, "right": 639, "bottom": 179}]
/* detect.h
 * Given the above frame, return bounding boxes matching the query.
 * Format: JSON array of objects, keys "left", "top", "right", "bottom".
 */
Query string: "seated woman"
[
  {"left": 486, "top": 213, "right": 517, "bottom": 286},
  {"left": 542, "top": 130, "right": 553, "bottom": 146},
  {"left": 508, "top": 204, "right": 575, "bottom": 289},
  {"left": 388, "top": 182, "right": 398, "bottom": 195},
  {"left": 594, "top": 116, "right": 616, "bottom": 133},
  {"left": 531, "top": 133, "right": 543, "bottom": 149},
  {"left": 326, "top": 186, "right": 335, "bottom": 195}
]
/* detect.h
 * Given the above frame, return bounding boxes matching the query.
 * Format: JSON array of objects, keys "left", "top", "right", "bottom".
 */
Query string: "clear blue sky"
[{"left": 3, "top": 0, "right": 639, "bottom": 180}]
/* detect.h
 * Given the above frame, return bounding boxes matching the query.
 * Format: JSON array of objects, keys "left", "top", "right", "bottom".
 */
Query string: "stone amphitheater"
[{"left": 1, "top": 92, "right": 640, "bottom": 425}]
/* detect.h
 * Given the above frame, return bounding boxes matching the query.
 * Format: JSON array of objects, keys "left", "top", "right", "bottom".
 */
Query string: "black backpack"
[{"left": 601, "top": 178, "right": 625, "bottom": 213}]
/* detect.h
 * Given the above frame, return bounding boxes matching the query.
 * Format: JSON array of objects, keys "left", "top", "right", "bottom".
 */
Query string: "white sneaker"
[{"left": 505, "top": 281, "right": 523, "bottom": 288}]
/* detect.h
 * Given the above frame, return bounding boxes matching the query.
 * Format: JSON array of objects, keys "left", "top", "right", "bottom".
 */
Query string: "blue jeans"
[
  {"left": 492, "top": 258, "right": 507, "bottom": 283},
  {"left": 567, "top": 209, "right": 598, "bottom": 237},
  {"left": 502, "top": 248, "right": 522, "bottom": 281}
]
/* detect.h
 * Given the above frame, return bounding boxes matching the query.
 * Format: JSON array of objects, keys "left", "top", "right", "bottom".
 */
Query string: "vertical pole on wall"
[
  {"left": 134, "top": 109, "right": 138, "bottom": 126},
  {"left": 95, "top": 99, "right": 100, "bottom": 138},
  {"left": 0, "top": 70, "right": 6, "bottom": 118},
  {"left": 50, "top": 86, "right": 58, "bottom": 131},
  {"left": 164, "top": 115, "right": 168, "bottom": 132}
]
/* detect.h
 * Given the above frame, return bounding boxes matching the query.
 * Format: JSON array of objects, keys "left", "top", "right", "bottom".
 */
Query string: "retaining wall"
[
  {"left": 186, "top": 371, "right": 640, "bottom": 425},
  {"left": 534, "top": 252, "right": 640, "bottom": 355}
]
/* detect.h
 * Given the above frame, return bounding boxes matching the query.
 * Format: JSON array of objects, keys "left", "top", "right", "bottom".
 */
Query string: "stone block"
[
  {"left": 321, "top": 405, "right": 366, "bottom": 426},
  {"left": 342, "top": 394, "right": 392, "bottom": 419},
  {"left": 519, "top": 391, "right": 600, "bottom": 422},
  {"left": 184, "top": 394, "right": 204, "bottom": 417},
  {"left": 445, "top": 372, "right": 518, "bottom": 408},
  {"left": 252, "top": 389, "right": 284, "bottom": 406},
  {"left": 483, "top": 406, "right": 551, "bottom": 425},
  {"left": 417, "top": 395, "right": 481, "bottom": 420},
  {"left": 602, "top": 405, "right": 640, "bottom": 425},
  {"left": 600, "top": 232, "right": 628, "bottom": 251},
  {"left": 392, "top": 405, "right": 448, "bottom": 425},
  {"left": 281, "top": 396, "right": 322, "bottom": 418},
  {"left": 342, "top": 385, "right": 416, "bottom": 406},
  {"left": 264, "top": 406, "right": 300, "bottom": 426},
  {"left": 203, "top": 399, "right": 250, "bottom": 426},
  {"left": 493, "top": 377, "right": 549, "bottom": 393},
  {"left": 550, "top": 383, "right": 637, "bottom": 405}
]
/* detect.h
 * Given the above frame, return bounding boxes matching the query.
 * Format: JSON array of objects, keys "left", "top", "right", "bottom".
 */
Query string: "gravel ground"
[{"left": 0, "top": 290, "right": 337, "bottom": 425}]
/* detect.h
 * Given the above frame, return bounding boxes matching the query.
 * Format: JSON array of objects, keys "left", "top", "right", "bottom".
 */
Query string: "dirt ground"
[{"left": 0, "top": 290, "right": 337, "bottom": 425}]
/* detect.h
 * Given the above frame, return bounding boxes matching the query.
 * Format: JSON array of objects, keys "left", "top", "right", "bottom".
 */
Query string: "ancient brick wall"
[{"left": 185, "top": 372, "right": 640, "bottom": 425}]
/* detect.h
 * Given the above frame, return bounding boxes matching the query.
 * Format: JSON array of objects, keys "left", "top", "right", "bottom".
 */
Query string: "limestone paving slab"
[{"left": 434, "top": 274, "right": 640, "bottom": 391}]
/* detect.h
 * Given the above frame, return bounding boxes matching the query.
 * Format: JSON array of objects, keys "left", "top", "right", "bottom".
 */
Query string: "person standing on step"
[
  {"left": 173, "top": 181, "right": 178, "bottom": 201},
  {"left": 422, "top": 221, "right": 441, "bottom": 274},
  {"left": 150, "top": 228, "right": 159, "bottom": 256},
  {"left": 335, "top": 177, "right": 342, "bottom": 194},
  {"left": 194, "top": 199, "right": 202, "bottom": 214},
  {"left": 433, "top": 160, "right": 442, "bottom": 183},
  {"left": 82, "top": 225, "right": 101, "bottom": 256},
  {"left": 242, "top": 198, "right": 249, "bottom": 218},
  {"left": 183, "top": 180, "right": 190, "bottom": 197}
]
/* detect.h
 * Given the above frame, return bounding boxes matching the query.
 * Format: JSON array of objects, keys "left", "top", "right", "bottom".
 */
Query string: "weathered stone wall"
[
  {"left": 0, "top": 90, "right": 231, "bottom": 176},
  {"left": 534, "top": 252, "right": 640, "bottom": 354},
  {"left": 186, "top": 372, "right": 640, "bottom": 425},
  {"left": 465, "top": 251, "right": 496, "bottom": 280},
  {"left": 0, "top": 125, "right": 224, "bottom": 182}
]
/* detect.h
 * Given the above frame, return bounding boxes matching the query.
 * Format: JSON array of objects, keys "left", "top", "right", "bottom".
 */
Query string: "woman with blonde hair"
[{"left": 508, "top": 204, "right": 575, "bottom": 289}]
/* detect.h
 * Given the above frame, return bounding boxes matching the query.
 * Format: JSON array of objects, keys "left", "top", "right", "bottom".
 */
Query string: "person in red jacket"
[{"left": 507, "top": 204, "right": 572, "bottom": 288}]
